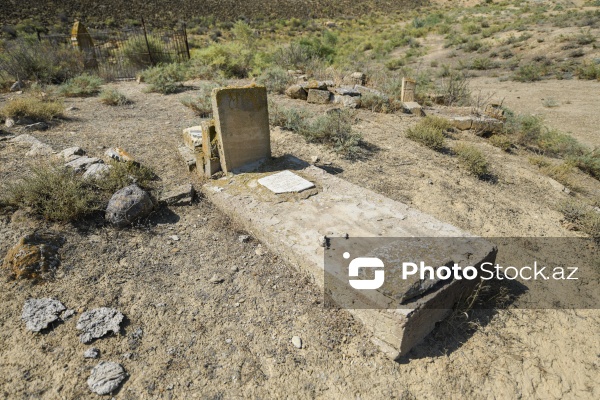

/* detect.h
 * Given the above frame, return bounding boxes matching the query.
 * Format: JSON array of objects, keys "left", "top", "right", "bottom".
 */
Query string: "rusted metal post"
[
  {"left": 183, "top": 22, "right": 191, "bottom": 60},
  {"left": 141, "top": 17, "right": 155, "bottom": 66}
]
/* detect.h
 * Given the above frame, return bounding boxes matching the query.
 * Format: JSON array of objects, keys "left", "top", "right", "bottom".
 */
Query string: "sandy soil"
[{"left": 1, "top": 80, "right": 599, "bottom": 399}]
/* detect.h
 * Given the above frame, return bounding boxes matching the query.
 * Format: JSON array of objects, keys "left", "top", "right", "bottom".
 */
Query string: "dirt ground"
[{"left": 1, "top": 80, "right": 599, "bottom": 399}]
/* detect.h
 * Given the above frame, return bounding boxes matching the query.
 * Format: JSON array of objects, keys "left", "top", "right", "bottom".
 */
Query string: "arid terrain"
[{"left": 1, "top": 0, "right": 600, "bottom": 399}]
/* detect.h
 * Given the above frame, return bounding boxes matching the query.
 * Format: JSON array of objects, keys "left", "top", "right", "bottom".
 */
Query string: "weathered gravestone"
[
  {"left": 401, "top": 77, "right": 416, "bottom": 103},
  {"left": 211, "top": 86, "right": 271, "bottom": 174}
]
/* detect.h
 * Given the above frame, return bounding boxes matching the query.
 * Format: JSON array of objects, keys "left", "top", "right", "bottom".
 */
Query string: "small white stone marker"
[{"left": 258, "top": 170, "right": 315, "bottom": 194}]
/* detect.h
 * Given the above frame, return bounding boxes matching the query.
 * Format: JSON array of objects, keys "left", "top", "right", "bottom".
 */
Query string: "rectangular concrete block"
[
  {"left": 178, "top": 146, "right": 196, "bottom": 172},
  {"left": 182, "top": 126, "right": 203, "bottom": 151},
  {"left": 402, "top": 101, "right": 424, "bottom": 116},
  {"left": 202, "top": 158, "right": 496, "bottom": 359},
  {"left": 199, "top": 120, "right": 221, "bottom": 178},
  {"left": 211, "top": 86, "right": 271, "bottom": 174},
  {"left": 307, "top": 89, "right": 332, "bottom": 104},
  {"left": 401, "top": 77, "right": 416, "bottom": 102}
]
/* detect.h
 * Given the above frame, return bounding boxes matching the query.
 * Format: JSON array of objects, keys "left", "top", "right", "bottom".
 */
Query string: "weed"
[
  {"left": 573, "top": 149, "right": 600, "bottom": 180},
  {"left": 142, "top": 63, "right": 187, "bottom": 94},
  {"left": 436, "top": 72, "right": 471, "bottom": 106},
  {"left": 360, "top": 92, "right": 392, "bottom": 113},
  {"left": 542, "top": 98, "right": 559, "bottom": 108},
  {"left": 1, "top": 97, "right": 64, "bottom": 121},
  {"left": 59, "top": 74, "right": 103, "bottom": 97},
  {"left": 489, "top": 134, "right": 513, "bottom": 151},
  {"left": 180, "top": 82, "right": 219, "bottom": 117},
  {"left": 576, "top": 61, "right": 600, "bottom": 80},
  {"left": 99, "top": 88, "right": 131, "bottom": 106},
  {"left": 93, "top": 160, "right": 157, "bottom": 193},
  {"left": 257, "top": 66, "right": 294, "bottom": 94},
  {"left": 559, "top": 199, "right": 600, "bottom": 238},
  {"left": 513, "top": 64, "right": 543, "bottom": 82},
  {"left": 454, "top": 143, "right": 490, "bottom": 178},
  {"left": 406, "top": 116, "right": 448, "bottom": 151}
]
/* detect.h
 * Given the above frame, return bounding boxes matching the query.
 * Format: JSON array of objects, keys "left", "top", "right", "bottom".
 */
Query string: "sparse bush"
[
  {"left": 406, "top": 116, "right": 448, "bottom": 151},
  {"left": 1, "top": 97, "right": 64, "bottom": 121},
  {"left": 513, "top": 64, "right": 543, "bottom": 82},
  {"left": 454, "top": 143, "right": 490, "bottom": 178},
  {"left": 360, "top": 92, "right": 392, "bottom": 113},
  {"left": 142, "top": 63, "right": 187, "bottom": 94},
  {"left": 93, "top": 160, "right": 156, "bottom": 193},
  {"left": 489, "top": 134, "right": 513, "bottom": 151},
  {"left": 573, "top": 148, "right": 600, "bottom": 180},
  {"left": 436, "top": 72, "right": 471, "bottom": 106},
  {"left": 180, "top": 82, "right": 219, "bottom": 117},
  {"left": 559, "top": 199, "right": 600, "bottom": 238},
  {"left": 471, "top": 57, "right": 496, "bottom": 70},
  {"left": 576, "top": 61, "right": 600, "bottom": 80},
  {"left": 3, "top": 165, "right": 100, "bottom": 222},
  {"left": 0, "top": 38, "right": 84, "bottom": 84},
  {"left": 463, "top": 23, "right": 482, "bottom": 35},
  {"left": 99, "top": 88, "right": 131, "bottom": 106},
  {"left": 58, "top": 74, "right": 103, "bottom": 97},
  {"left": 385, "top": 58, "right": 405, "bottom": 71},
  {"left": 269, "top": 101, "right": 306, "bottom": 132},
  {"left": 122, "top": 36, "right": 173, "bottom": 69},
  {"left": 542, "top": 98, "right": 559, "bottom": 108},
  {"left": 257, "top": 66, "right": 294, "bottom": 94}
]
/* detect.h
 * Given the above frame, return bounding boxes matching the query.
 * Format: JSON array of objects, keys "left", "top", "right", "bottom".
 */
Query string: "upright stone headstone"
[
  {"left": 71, "top": 21, "right": 98, "bottom": 69},
  {"left": 401, "top": 77, "right": 416, "bottom": 103},
  {"left": 211, "top": 86, "right": 271, "bottom": 174}
]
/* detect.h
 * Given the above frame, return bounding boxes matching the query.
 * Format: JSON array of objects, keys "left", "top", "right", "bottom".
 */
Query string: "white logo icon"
[{"left": 348, "top": 256, "right": 385, "bottom": 290}]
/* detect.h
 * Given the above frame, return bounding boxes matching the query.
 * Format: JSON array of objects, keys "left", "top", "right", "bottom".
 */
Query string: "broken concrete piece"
[
  {"left": 333, "top": 94, "right": 361, "bottom": 109},
  {"left": 400, "top": 77, "right": 416, "bottom": 102},
  {"left": 334, "top": 86, "right": 361, "bottom": 96},
  {"left": 258, "top": 170, "right": 316, "bottom": 194},
  {"left": 307, "top": 89, "right": 331, "bottom": 104},
  {"left": 84, "top": 348, "right": 100, "bottom": 359},
  {"left": 2, "top": 232, "right": 65, "bottom": 279},
  {"left": 77, "top": 307, "right": 124, "bottom": 343},
  {"left": 82, "top": 163, "right": 111, "bottom": 180},
  {"left": 212, "top": 86, "right": 271, "bottom": 174},
  {"left": 21, "top": 298, "right": 66, "bottom": 332},
  {"left": 183, "top": 126, "right": 203, "bottom": 151},
  {"left": 200, "top": 120, "right": 221, "bottom": 178},
  {"left": 471, "top": 116, "right": 503, "bottom": 135},
  {"left": 343, "top": 72, "right": 366, "bottom": 86},
  {"left": 58, "top": 146, "right": 86, "bottom": 162},
  {"left": 402, "top": 102, "right": 424, "bottom": 116},
  {"left": 451, "top": 116, "right": 473, "bottom": 131},
  {"left": 302, "top": 80, "right": 328, "bottom": 90},
  {"left": 105, "top": 184, "right": 154, "bottom": 227},
  {"left": 285, "top": 85, "right": 308, "bottom": 100},
  {"left": 178, "top": 146, "right": 197, "bottom": 172},
  {"left": 65, "top": 156, "right": 103, "bottom": 173},
  {"left": 105, "top": 148, "right": 135, "bottom": 163},
  {"left": 160, "top": 184, "right": 195, "bottom": 206},
  {"left": 87, "top": 361, "right": 127, "bottom": 395}
]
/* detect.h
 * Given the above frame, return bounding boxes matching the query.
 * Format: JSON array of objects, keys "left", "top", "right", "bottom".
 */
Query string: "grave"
[
  {"left": 202, "top": 157, "right": 496, "bottom": 359},
  {"left": 400, "top": 77, "right": 416, "bottom": 103},
  {"left": 211, "top": 86, "right": 271, "bottom": 174}
]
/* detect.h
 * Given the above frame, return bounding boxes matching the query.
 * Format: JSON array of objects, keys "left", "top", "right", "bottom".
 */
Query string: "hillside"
[{"left": 0, "top": 0, "right": 426, "bottom": 27}]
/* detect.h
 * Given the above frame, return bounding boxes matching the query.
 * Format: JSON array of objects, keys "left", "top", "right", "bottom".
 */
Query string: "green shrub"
[
  {"left": 0, "top": 38, "right": 84, "bottom": 84},
  {"left": 576, "top": 61, "right": 600, "bottom": 80},
  {"left": 99, "top": 88, "right": 131, "bottom": 105},
  {"left": 256, "top": 66, "right": 294, "bottom": 94},
  {"left": 195, "top": 42, "right": 254, "bottom": 78},
  {"left": 573, "top": 149, "right": 600, "bottom": 180},
  {"left": 513, "top": 64, "right": 543, "bottom": 82},
  {"left": 142, "top": 63, "right": 187, "bottom": 94},
  {"left": 559, "top": 200, "right": 600, "bottom": 238},
  {"left": 1, "top": 97, "right": 64, "bottom": 121},
  {"left": 436, "top": 72, "right": 471, "bottom": 106},
  {"left": 360, "top": 92, "right": 392, "bottom": 113},
  {"left": 180, "top": 82, "right": 219, "bottom": 117},
  {"left": 454, "top": 143, "right": 490, "bottom": 178},
  {"left": 59, "top": 74, "right": 103, "bottom": 97},
  {"left": 93, "top": 160, "right": 156, "bottom": 193},
  {"left": 463, "top": 23, "right": 482, "bottom": 35},
  {"left": 489, "top": 134, "right": 513, "bottom": 151},
  {"left": 121, "top": 36, "right": 173, "bottom": 69},
  {"left": 471, "top": 57, "right": 496, "bottom": 70},
  {"left": 3, "top": 165, "right": 100, "bottom": 222},
  {"left": 406, "top": 116, "right": 448, "bottom": 151},
  {"left": 385, "top": 58, "right": 405, "bottom": 71}
]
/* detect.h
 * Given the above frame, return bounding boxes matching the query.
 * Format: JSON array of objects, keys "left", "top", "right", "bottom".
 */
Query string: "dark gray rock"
[
  {"left": 21, "top": 298, "right": 66, "bottom": 332},
  {"left": 105, "top": 185, "right": 154, "bottom": 227},
  {"left": 87, "top": 361, "right": 127, "bottom": 395},
  {"left": 77, "top": 307, "right": 124, "bottom": 343}
]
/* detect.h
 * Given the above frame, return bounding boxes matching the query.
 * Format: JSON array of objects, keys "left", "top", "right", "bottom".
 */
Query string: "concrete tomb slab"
[
  {"left": 211, "top": 86, "right": 271, "bottom": 174},
  {"left": 258, "top": 170, "right": 316, "bottom": 194},
  {"left": 182, "top": 126, "right": 203, "bottom": 151},
  {"left": 202, "top": 157, "right": 496, "bottom": 359}
]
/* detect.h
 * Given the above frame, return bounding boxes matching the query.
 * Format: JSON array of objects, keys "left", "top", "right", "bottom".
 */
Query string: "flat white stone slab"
[{"left": 257, "top": 170, "right": 315, "bottom": 194}]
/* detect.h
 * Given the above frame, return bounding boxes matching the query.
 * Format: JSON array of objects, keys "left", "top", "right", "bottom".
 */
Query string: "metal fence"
[{"left": 40, "top": 23, "right": 190, "bottom": 81}]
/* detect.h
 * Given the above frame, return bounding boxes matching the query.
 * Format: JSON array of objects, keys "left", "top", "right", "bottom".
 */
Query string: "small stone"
[
  {"left": 343, "top": 72, "right": 366, "bottom": 86},
  {"left": 402, "top": 102, "right": 424, "bottom": 116},
  {"left": 5, "top": 118, "right": 15, "bottom": 128},
  {"left": 209, "top": 274, "right": 224, "bottom": 284},
  {"left": 255, "top": 245, "right": 266, "bottom": 256},
  {"left": 311, "top": 156, "right": 320, "bottom": 164},
  {"left": 82, "top": 163, "right": 111, "bottom": 180},
  {"left": 58, "top": 147, "right": 86, "bottom": 161},
  {"left": 182, "top": 126, "right": 203, "bottom": 151},
  {"left": 87, "top": 361, "right": 127, "bottom": 395},
  {"left": 61, "top": 309, "right": 75, "bottom": 320},
  {"left": 285, "top": 85, "right": 308, "bottom": 100},
  {"left": 318, "top": 236, "right": 328, "bottom": 248},
  {"left": 77, "top": 307, "right": 124, "bottom": 344},
  {"left": 230, "top": 265, "right": 239, "bottom": 273},
  {"left": 105, "top": 147, "right": 135, "bottom": 163},
  {"left": 169, "top": 235, "right": 180, "bottom": 241},
  {"left": 238, "top": 234, "right": 250, "bottom": 243},
  {"left": 25, "top": 142, "right": 53, "bottom": 157},
  {"left": 84, "top": 348, "right": 100, "bottom": 359},
  {"left": 21, "top": 298, "right": 66, "bottom": 332},
  {"left": 66, "top": 106, "right": 79, "bottom": 112},
  {"left": 65, "top": 156, "right": 103, "bottom": 173},
  {"left": 292, "top": 336, "right": 302, "bottom": 349},
  {"left": 333, "top": 94, "right": 361, "bottom": 109}
]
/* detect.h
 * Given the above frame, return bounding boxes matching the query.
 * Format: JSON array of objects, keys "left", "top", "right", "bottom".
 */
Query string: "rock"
[
  {"left": 10, "top": 80, "right": 24, "bottom": 92},
  {"left": 61, "top": 309, "right": 75, "bottom": 320},
  {"left": 5, "top": 118, "right": 15, "bottom": 128},
  {"left": 25, "top": 142, "right": 54, "bottom": 157},
  {"left": 65, "top": 156, "right": 103, "bottom": 173},
  {"left": 159, "top": 184, "right": 195, "bottom": 206},
  {"left": 82, "top": 163, "right": 111, "bottom": 180},
  {"left": 0, "top": 134, "right": 15, "bottom": 142},
  {"left": 311, "top": 156, "right": 320, "bottom": 164},
  {"left": 58, "top": 147, "right": 86, "bottom": 161},
  {"left": 333, "top": 86, "right": 360, "bottom": 96},
  {"left": 2, "top": 232, "right": 65, "bottom": 279},
  {"left": 343, "top": 72, "right": 366, "bottom": 86},
  {"left": 333, "top": 94, "right": 361, "bottom": 109},
  {"left": 105, "top": 184, "right": 154, "bottom": 228},
  {"left": 9, "top": 133, "right": 41, "bottom": 145},
  {"left": 302, "top": 80, "right": 328, "bottom": 90},
  {"left": 285, "top": 85, "right": 308, "bottom": 100},
  {"left": 402, "top": 102, "right": 424, "bottom": 116},
  {"left": 451, "top": 116, "right": 473, "bottom": 131},
  {"left": 24, "top": 122, "right": 49, "bottom": 131},
  {"left": 238, "top": 234, "right": 251, "bottom": 243},
  {"left": 307, "top": 89, "right": 331, "bottom": 104},
  {"left": 77, "top": 307, "right": 124, "bottom": 343},
  {"left": 169, "top": 235, "right": 180, "bottom": 241},
  {"left": 105, "top": 147, "right": 135, "bottom": 163},
  {"left": 292, "top": 336, "right": 302, "bottom": 349},
  {"left": 87, "top": 361, "right": 127, "bottom": 395},
  {"left": 548, "top": 178, "right": 571, "bottom": 194},
  {"left": 182, "top": 126, "right": 203, "bottom": 151},
  {"left": 255, "top": 244, "right": 266, "bottom": 256},
  {"left": 471, "top": 116, "right": 503, "bottom": 135},
  {"left": 318, "top": 235, "right": 328, "bottom": 247},
  {"left": 178, "top": 146, "right": 197, "bottom": 172},
  {"left": 484, "top": 103, "right": 505, "bottom": 120},
  {"left": 84, "top": 348, "right": 100, "bottom": 359},
  {"left": 21, "top": 298, "right": 66, "bottom": 332},
  {"left": 209, "top": 274, "right": 224, "bottom": 284}
]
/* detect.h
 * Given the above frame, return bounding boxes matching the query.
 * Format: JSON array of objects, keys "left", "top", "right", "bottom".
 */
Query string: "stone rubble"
[
  {"left": 21, "top": 298, "right": 66, "bottom": 332},
  {"left": 77, "top": 307, "right": 124, "bottom": 344},
  {"left": 87, "top": 361, "right": 127, "bottom": 395}
]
